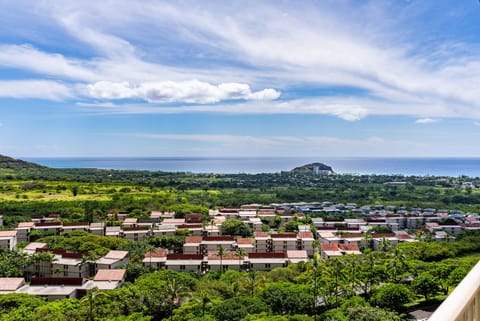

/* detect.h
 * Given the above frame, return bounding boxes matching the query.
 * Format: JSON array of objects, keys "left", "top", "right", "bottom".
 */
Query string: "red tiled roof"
[
  {"left": 185, "top": 236, "right": 203, "bottom": 243},
  {"left": 167, "top": 254, "right": 203, "bottom": 260},
  {"left": 248, "top": 252, "right": 286, "bottom": 259},
  {"left": 271, "top": 233, "right": 297, "bottom": 238},
  {"left": 339, "top": 244, "right": 360, "bottom": 251},
  {"left": 145, "top": 249, "right": 167, "bottom": 258},
  {"left": 254, "top": 232, "right": 269, "bottom": 237},
  {"left": 321, "top": 243, "right": 340, "bottom": 251},
  {"left": 0, "top": 231, "right": 17, "bottom": 237},
  {"left": 236, "top": 238, "right": 254, "bottom": 244},
  {"left": 62, "top": 222, "right": 89, "bottom": 226},
  {"left": 30, "top": 277, "right": 85, "bottom": 286},
  {"left": 298, "top": 232, "right": 314, "bottom": 239},
  {"left": 35, "top": 222, "right": 62, "bottom": 227},
  {"left": 94, "top": 269, "right": 126, "bottom": 281},
  {"left": 340, "top": 233, "right": 363, "bottom": 238},
  {"left": 286, "top": 250, "right": 308, "bottom": 258},
  {"left": 123, "top": 227, "right": 149, "bottom": 231},
  {"left": 372, "top": 233, "right": 396, "bottom": 238},
  {"left": 0, "top": 278, "right": 25, "bottom": 291},
  {"left": 203, "top": 236, "right": 235, "bottom": 241}
]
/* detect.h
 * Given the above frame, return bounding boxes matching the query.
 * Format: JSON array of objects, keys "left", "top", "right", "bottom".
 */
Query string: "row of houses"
[
  {"left": 142, "top": 249, "right": 311, "bottom": 272},
  {"left": 182, "top": 232, "right": 315, "bottom": 255},
  {"left": 0, "top": 269, "right": 126, "bottom": 301},
  {"left": 23, "top": 242, "right": 128, "bottom": 280}
]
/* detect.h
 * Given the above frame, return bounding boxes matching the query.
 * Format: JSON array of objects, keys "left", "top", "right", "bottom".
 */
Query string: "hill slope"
[
  {"left": 0, "top": 154, "right": 46, "bottom": 170},
  {"left": 291, "top": 162, "right": 334, "bottom": 174}
]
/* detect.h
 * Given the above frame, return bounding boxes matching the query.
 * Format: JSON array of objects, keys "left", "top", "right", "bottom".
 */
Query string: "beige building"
[{"left": 0, "top": 230, "right": 17, "bottom": 251}]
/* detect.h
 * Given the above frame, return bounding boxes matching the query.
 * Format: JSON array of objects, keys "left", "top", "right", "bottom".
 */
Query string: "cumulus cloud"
[
  {"left": 415, "top": 118, "right": 438, "bottom": 124},
  {"left": 86, "top": 80, "right": 280, "bottom": 103}
]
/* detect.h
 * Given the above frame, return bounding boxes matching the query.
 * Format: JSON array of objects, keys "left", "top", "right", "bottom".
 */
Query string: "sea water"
[{"left": 23, "top": 157, "right": 480, "bottom": 177}]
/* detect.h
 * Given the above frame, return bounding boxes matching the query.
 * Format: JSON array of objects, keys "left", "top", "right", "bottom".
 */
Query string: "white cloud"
[
  {"left": 0, "top": 80, "right": 72, "bottom": 101},
  {"left": 1, "top": 1, "right": 480, "bottom": 121},
  {"left": 416, "top": 118, "right": 438, "bottom": 124},
  {"left": 76, "top": 97, "right": 369, "bottom": 121},
  {"left": 0, "top": 44, "right": 97, "bottom": 82},
  {"left": 85, "top": 80, "right": 280, "bottom": 104}
]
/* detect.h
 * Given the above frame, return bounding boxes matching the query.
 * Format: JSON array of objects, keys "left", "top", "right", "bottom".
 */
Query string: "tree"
[
  {"left": 213, "top": 296, "right": 269, "bottom": 321},
  {"left": 81, "top": 287, "right": 109, "bottom": 321},
  {"left": 165, "top": 277, "right": 190, "bottom": 321},
  {"left": 261, "top": 282, "right": 313, "bottom": 315},
  {"left": 386, "top": 247, "right": 409, "bottom": 282},
  {"left": 220, "top": 219, "right": 252, "bottom": 237},
  {"left": 310, "top": 252, "right": 321, "bottom": 319},
  {"left": 235, "top": 247, "right": 247, "bottom": 271},
  {"left": 412, "top": 272, "right": 440, "bottom": 301},
  {"left": 0, "top": 293, "right": 46, "bottom": 321},
  {"left": 243, "top": 271, "right": 265, "bottom": 297},
  {"left": 344, "top": 305, "right": 402, "bottom": 321},
  {"left": 217, "top": 245, "right": 226, "bottom": 273},
  {"left": 370, "top": 283, "right": 412, "bottom": 312}
]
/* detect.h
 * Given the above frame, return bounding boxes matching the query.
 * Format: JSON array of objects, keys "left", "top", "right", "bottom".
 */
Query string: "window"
[{"left": 265, "top": 263, "right": 271, "bottom": 268}]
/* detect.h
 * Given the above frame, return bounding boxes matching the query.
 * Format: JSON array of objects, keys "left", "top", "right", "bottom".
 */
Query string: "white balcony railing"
[{"left": 429, "top": 260, "right": 480, "bottom": 321}]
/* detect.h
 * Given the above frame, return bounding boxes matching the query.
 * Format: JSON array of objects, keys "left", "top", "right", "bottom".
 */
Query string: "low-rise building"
[
  {"left": 95, "top": 250, "right": 129, "bottom": 271},
  {"left": 93, "top": 269, "right": 126, "bottom": 290},
  {"left": 0, "top": 230, "right": 17, "bottom": 251},
  {"left": 165, "top": 254, "right": 203, "bottom": 272},
  {"left": 247, "top": 253, "right": 287, "bottom": 271},
  {"left": 142, "top": 249, "right": 167, "bottom": 269}
]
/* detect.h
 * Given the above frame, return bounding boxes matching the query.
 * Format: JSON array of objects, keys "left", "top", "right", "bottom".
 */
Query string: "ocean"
[{"left": 22, "top": 157, "right": 480, "bottom": 177}]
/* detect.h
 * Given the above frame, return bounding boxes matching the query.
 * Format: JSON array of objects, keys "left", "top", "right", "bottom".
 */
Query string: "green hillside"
[{"left": 0, "top": 154, "right": 46, "bottom": 170}]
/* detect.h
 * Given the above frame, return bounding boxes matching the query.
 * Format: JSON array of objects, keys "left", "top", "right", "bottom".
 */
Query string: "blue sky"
[{"left": 1, "top": 0, "right": 480, "bottom": 157}]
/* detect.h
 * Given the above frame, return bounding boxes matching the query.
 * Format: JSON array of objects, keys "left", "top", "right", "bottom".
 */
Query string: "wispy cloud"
[
  {"left": 1, "top": 1, "right": 480, "bottom": 122},
  {"left": 77, "top": 97, "right": 368, "bottom": 121},
  {"left": 416, "top": 118, "right": 438, "bottom": 124},
  {"left": 0, "top": 80, "right": 72, "bottom": 100}
]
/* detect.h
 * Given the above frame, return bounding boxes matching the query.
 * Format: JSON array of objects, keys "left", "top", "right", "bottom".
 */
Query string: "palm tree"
[
  {"left": 144, "top": 244, "right": 157, "bottom": 270},
  {"left": 378, "top": 237, "right": 392, "bottom": 252},
  {"left": 81, "top": 287, "right": 108, "bottom": 321},
  {"left": 343, "top": 254, "right": 361, "bottom": 291},
  {"left": 311, "top": 252, "right": 321, "bottom": 321},
  {"left": 362, "top": 230, "right": 373, "bottom": 250},
  {"left": 244, "top": 270, "right": 262, "bottom": 296},
  {"left": 216, "top": 245, "right": 226, "bottom": 273},
  {"left": 165, "top": 278, "right": 189, "bottom": 321},
  {"left": 322, "top": 257, "right": 345, "bottom": 307},
  {"left": 387, "top": 247, "right": 408, "bottom": 282},
  {"left": 196, "top": 290, "right": 211, "bottom": 321},
  {"left": 235, "top": 247, "right": 247, "bottom": 271}
]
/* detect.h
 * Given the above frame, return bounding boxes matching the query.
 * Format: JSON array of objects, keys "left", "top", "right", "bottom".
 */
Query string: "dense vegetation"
[
  {"left": 1, "top": 155, "right": 480, "bottom": 320},
  {"left": 1, "top": 232, "right": 480, "bottom": 320},
  {"left": 1, "top": 155, "right": 480, "bottom": 227}
]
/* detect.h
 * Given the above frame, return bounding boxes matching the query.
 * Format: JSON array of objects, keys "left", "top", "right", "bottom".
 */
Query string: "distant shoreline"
[{"left": 21, "top": 156, "right": 480, "bottom": 177}]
